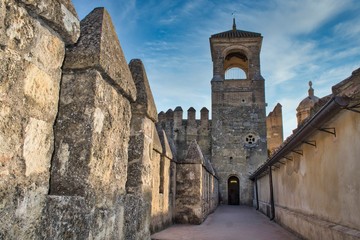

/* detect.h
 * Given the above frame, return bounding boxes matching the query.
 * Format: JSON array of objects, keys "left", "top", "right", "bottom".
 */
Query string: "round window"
[{"left": 245, "top": 133, "right": 258, "bottom": 146}]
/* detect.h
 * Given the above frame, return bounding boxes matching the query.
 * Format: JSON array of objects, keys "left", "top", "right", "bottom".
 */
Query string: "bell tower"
[{"left": 210, "top": 19, "right": 267, "bottom": 205}]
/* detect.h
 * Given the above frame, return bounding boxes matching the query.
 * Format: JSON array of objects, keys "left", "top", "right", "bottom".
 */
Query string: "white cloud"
[{"left": 71, "top": 0, "right": 360, "bottom": 136}]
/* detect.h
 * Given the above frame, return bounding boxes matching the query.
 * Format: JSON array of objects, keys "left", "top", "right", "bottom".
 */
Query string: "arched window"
[{"left": 225, "top": 67, "right": 247, "bottom": 80}]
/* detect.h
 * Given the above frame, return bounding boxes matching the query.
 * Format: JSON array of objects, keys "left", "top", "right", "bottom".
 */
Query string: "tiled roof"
[{"left": 211, "top": 29, "right": 261, "bottom": 38}]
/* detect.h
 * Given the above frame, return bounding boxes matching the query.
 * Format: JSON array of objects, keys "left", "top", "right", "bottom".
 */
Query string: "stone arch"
[{"left": 222, "top": 46, "right": 251, "bottom": 80}]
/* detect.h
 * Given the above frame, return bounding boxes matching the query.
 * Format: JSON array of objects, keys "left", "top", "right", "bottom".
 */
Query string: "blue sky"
[{"left": 72, "top": 0, "right": 360, "bottom": 138}]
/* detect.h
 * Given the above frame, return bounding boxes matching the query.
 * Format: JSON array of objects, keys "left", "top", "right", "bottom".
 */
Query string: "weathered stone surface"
[
  {"left": 49, "top": 68, "right": 130, "bottom": 238},
  {"left": 179, "top": 140, "right": 204, "bottom": 164},
  {"left": 175, "top": 141, "right": 218, "bottom": 225},
  {"left": 43, "top": 196, "right": 91, "bottom": 239},
  {"left": 206, "top": 26, "right": 268, "bottom": 205},
  {"left": 126, "top": 115, "right": 154, "bottom": 194},
  {"left": 64, "top": 7, "right": 136, "bottom": 101},
  {"left": 176, "top": 163, "right": 203, "bottom": 224},
  {"left": 124, "top": 194, "right": 151, "bottom": 240},
  {"left": 50, "top": 69, "right": 131, "bottom": 199},
  {"left": 18, "top": 0, "right": 80, "bottom": 44},
  {"left": 23, "top": 118, "right": 53, "bottom": 176},
  {"left": 266, "top": 103, "right": 283, "bottom": 154},
  {"left": 150, "top": 144, "right": 173, "bottom": 233},
  {"left": 0, "top": 1, "right": 68, "bottom": 238},
  {"left": 129, "top": 59, "right": 158, "bottom": 121},
  {"left": 158, "top": 106, "right": 211, "bottom": 163},
  {"left": 158, "top": 129, "right": 173, "bottom": 160},
  {"left": 153, "top": 127, "right": 163, "bottom": 154}
]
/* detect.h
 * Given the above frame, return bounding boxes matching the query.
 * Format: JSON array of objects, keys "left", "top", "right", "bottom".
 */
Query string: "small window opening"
[{"left": 245, "top": 134, "right": 256, "bottom": 145}]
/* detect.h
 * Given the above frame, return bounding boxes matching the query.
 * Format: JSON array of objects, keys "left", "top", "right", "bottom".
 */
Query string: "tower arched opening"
[{"left": 224, "top": 51, "right": 248, "bottom": 80}]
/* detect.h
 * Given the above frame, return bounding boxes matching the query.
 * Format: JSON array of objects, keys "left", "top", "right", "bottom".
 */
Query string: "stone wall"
[
  {"left": 48, "top": 7, "right": 136, "bottom": 239},
  {"left": 175, "top": 140, "right": 219, "bottom": 224},
  {"left": 124, "top": 59, "right": 158, "bottom": 239},
  {"left": 158, "top": 106, "right": 212, "bottom": 161},
  {"left": 266, "top": 103, "right": 283, "bottom": 154},
  {"left": 254, "top": 70, "right": 360, "bottom": 240},
  {"left": 0, "top": 0, "right": 79, "bottom": 238},
  {"left": 0, "top": 1, "right": 221, "bottom": 238},
  {"left": 150, "top": 128, "right": 175, "bottom": 233},
  {"left": 211, "top": 78, "right": 268, "bottom": 205}
]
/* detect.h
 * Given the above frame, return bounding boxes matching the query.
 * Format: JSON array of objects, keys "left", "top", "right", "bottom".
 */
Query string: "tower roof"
[
  {"left": 211, "top": 18, "right": 261, "bottom": 39},
  {"left": 211, "top": 29, "right": 261, "bottom": 38}
]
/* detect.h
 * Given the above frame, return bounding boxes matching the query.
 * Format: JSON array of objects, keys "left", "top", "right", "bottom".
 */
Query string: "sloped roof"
[
  {"left": 249, "top": 68, "right": 360, "bottom": 180},
  {"left": 211, "top": 29, "right": 261, "bottom": 38}
]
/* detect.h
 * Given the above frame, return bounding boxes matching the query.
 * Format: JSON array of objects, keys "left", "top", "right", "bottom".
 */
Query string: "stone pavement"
[{"left": 151, "top": 205, "right": 300, "bottom": 240}]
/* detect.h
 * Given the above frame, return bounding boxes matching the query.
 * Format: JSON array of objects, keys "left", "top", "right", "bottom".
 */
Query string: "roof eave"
[{"left": 249, "top": 96, "right": 350, "bottom": 180}]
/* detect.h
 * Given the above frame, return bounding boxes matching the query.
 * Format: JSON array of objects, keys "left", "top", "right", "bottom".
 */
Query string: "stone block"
[
  {"left": 23, "top": 63, "right": 60, "bottom": 120},
  {"left": 129, "top": 59, "right": 158, "bottom": 121},
  {"left": 64, "top": 8, "right": 136, "bottom": 101},
  {"left": 1, "top": 1, "right": 34, "bottom": 50},
  {"left": 157, "top": 129, "right": 173, "bottom": 160},
  {"left": 43, "top": 196, "right": 90, "bottom": 239},
  {"left": 50, "top": 70, "right": 131, "bottom": 200},
  {"left": 127, "top": 116, "right": 154, "bottom": 194},
  {"left": 175, "top": 163, "right": 203, "bottom": 224},
  {"left": 18, "top": 0, "right": 80, "bottom": 44},
  {"left": 124, "top": 194, "right": 151, "bottom": 240},
  {"left": 180, "top": 140, "right": 204, "bottom": 164},
  {"left": 23, "top": 118, "right": 53, "bottom": 176}
]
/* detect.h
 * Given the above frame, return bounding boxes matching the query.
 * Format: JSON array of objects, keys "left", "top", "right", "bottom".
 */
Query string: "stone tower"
[{"left": 210, "top": 19, "right": 267, "bottom": 205}]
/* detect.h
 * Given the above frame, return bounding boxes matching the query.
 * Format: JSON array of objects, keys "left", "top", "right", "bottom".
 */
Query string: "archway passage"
[{"left": 228, "top": 176, "right": 240, "bottom": 205}]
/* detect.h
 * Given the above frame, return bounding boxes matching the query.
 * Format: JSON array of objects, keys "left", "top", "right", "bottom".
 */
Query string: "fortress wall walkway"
[{"left": 151, "top": 205, "right": 300, "bottom": 240}]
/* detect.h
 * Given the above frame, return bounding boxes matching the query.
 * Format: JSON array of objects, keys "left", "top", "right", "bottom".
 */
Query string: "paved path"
[{"left": 151, "top": 205, "right": 299, "bottom": 240}]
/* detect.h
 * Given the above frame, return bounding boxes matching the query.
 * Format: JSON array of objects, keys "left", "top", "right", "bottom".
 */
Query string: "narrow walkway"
[{"left": 151, "top": 205, "right": 299, "bottom": 240}]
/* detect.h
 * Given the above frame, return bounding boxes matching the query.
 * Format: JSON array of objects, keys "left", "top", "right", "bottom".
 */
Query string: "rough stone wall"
[
  {"left": 48, "top": 7, "right": 136, "bottom": 239},
  {"left": 255, "top": 72, "right": 360, "bottom": 240},
  {"left": 158, "top": 107, "right": 212, "bottom": 162},
  {"left": 0, "top": 0, "right": 79, "bottom": 238},
  {"left": 175, "top": 140, "right": 218, "bottom": 224},
  {"left": 266, "top": 103, "right": 283, "bottom": 154},
  {"left": 124, "top": 59, "right": 158, "bottom": 239},
  {"left": 150, "top": 128, "right": 174, "bottom": 233},
  {"left": 210, "top": 35, "right": 268, "bottom": 205}
]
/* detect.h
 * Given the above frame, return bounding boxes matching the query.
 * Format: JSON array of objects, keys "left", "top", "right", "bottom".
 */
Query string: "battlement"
[
  {"left": 158, "top": 106, "right": 212, "bottom": 162},
  {"left": 158, "top": 106, "right": 210, "bottom": 129}
]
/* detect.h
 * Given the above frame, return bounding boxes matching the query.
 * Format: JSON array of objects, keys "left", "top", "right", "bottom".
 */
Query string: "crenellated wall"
[
  {"left": 0, "top": 2, "right": 218, "bottom": 239},
  {"left": 158, "top": 107, "right": 212, "bottom": 162}
]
